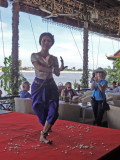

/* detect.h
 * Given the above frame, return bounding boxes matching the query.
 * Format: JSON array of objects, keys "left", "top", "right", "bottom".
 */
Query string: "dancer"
[{"left": 31, "top": 32, "right": 67, "bottom": 144}]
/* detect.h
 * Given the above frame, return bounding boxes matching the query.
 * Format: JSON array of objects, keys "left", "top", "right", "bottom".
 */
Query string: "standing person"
[
  {"left": 91, "top": 67, "right": 108, "bottom": 126},
  {"left": 31, "top": 32, "right": 67, "bottom": 144}
]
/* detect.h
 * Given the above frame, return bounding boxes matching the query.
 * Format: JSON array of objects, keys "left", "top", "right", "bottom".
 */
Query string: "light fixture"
[
  {"left": 84, "top": 21, "right": 88, "bottom": 28},
  {"left": 90, "top": 0, "right": 99, "bottom": 20},
  {"left": 91, "top": 10, "right": 98, "bottom": 19}
]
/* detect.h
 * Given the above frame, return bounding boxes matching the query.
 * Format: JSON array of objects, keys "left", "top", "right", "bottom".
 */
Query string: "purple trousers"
[{"left": 31, "top": 77, "right": 59, "bottom": 126}]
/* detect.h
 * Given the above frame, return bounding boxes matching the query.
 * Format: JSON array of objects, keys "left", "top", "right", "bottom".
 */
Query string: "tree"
[
  {"left": 106, "top": 66, "right": 118, "bottom": 85},
  {"left": 106, "top": 57, "right": 120, "bottom": 85},
  {"left": 0, "top": 56, "right": 27, "bottom": 95}
]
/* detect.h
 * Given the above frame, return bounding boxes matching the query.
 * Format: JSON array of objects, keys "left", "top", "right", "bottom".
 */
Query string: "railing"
[{"left": 0, "top": 95, "right": 19, "bottom": 111}]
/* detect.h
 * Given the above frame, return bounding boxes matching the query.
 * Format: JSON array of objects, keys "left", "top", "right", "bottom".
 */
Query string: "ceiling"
[{"left": 1, "top": 0, "right": 120, "bottom": 39}]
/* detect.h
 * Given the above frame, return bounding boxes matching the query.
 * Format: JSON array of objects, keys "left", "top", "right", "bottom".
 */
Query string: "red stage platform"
[{"left": 0, "top": 112, "right": 120, "bottom": 160}]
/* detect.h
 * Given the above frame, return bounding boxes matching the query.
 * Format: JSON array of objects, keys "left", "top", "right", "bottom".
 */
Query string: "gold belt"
[{"left": 34, "top": 79, "right": 54, "bottom": 86}]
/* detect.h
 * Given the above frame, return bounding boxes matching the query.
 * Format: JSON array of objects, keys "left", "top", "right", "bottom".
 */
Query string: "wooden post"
[
  {"left": 82, "top": 22, "right": 89, "bottom": 88},
  {"left": 11, "top": 2, "right": 20, "bottom": 95},
  {"left": 82, "top": 1, "right": 89, "bottom": 88}
]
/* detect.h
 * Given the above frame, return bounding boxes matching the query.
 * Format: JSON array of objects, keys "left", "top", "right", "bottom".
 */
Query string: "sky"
[{"left": 0, "top": 2, "right": 120, "bottom": 70}]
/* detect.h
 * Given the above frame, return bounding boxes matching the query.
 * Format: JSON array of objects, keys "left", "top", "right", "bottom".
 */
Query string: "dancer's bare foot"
[
  {"left": 40, "top": 131, "right": 52, "bottom": 144},
  {"left": 48, "top": 127, "right": 52, "bottom": 132},
  {"left": 48, "top": 129, "right": 52, "bottom": 132}
]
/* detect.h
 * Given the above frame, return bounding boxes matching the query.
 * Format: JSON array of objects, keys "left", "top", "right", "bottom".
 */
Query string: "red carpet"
[{"left": 0, "top": 112, "right": 120, "bottom": 160}]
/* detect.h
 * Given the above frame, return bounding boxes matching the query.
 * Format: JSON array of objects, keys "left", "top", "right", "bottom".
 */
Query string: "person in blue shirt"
[
  {"left": 91, "top": 67, "right": 108, "bottom": 126},
  {"left": 20, "top": 81, "right": 31, "bottom": 98}
]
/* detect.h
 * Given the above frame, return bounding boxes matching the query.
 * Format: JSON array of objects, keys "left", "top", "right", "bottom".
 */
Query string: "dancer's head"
[{"left": 39, "top": 32, "right": 54, "bottom": 46}]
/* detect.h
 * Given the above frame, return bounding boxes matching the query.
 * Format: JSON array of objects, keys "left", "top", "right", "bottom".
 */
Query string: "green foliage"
[
  {"left": 77, "top": 68, "right": 82, "bottom": 71},
  {"left": 73, "top": 80, "right": 77, "bottom": 89},
  {"left": 22, "top": 67, "right": 28, "bottom": 70},
  {"left": 106, "top": 66, "right": 118, "bottom": 85},
  {"left": 114, "top": 57, "right": 120, "bottom": 82},
  {"left": 80, "top": 71, "right": 90, "bottom": 88},
  {"left": 106, "top": 57, "right": 120, "bottom": 86},
  {"left": 0, "top": 56, "right": 27, "bottom": 95},
  {"left": 0, "top": 56, "right": 12, "bottom": 94}
]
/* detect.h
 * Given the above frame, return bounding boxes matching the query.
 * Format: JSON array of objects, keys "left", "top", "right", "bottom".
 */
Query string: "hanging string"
[
  {"left": 47, "top": 20, "right": 48, "bottom": 32},
  {"left": 112, "top": 40, "right": 115, "bottom": 53},
  {"left": 70, "top": 28, "right": 83, "bottom": 60},
  {"left": 90, "top": 33, "right": 94, "bottom": 70},
  {"left": 0, "top": 9, "right": 5, "bottom": 58},
  {"left": 28, "top": 14, "right": 38, "bottom": 52},
  {"left": 96, "top": 34, "right": 100, "bottom": 68},
  {"left": 79, "top": 29, "right": 83, "bottom": 44},
  {"left": 118, "top": 40, "right": 120, "bottom": 50}
]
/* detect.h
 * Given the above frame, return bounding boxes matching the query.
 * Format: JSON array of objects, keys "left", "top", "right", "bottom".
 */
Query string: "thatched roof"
[
  {"left": 0, "top": 0, "right": 8, "bottom": 7},
  {"left": 1, "top": 0, "right": 120, "bottom": 39}
]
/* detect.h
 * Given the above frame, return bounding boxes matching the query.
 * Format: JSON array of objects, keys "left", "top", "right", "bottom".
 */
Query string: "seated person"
[
  {"left": 61, "top": 82, "right": 77, "bottom": 98},
  {"left": 76, "top": 83, "right": 81, "bottom": 92},
  {"left": 116, "top": 81, "right": 120, "bottom": 92},
  {"left": 109, "top": 81, "right": 119, "bottom": 93},
  {"left": 116, "top": 81, "right": 120, "bottom": 86},
  {"left": 20, "top": 81, "right": 31, "bottom": 98},
  {"left": 75, "top": 84, "right": 83, "bottom": 97},
  {"left": 0, "top": 90, "right": 2, "bottom": 97}
]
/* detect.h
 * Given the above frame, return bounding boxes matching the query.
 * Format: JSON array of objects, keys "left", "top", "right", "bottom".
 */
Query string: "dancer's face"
[{"left": 41, "top": 35, "right": 53, "bottom": 51}]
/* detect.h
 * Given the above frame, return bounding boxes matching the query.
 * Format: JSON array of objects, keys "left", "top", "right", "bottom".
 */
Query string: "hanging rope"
[
  {"left": 90, "top": 33, "right": 94, "bottom": 70},
  {"left": 79, "top": 29, "right": 83, "bottom": 44},
  {"left": 118, "top": 40, "right": 120, "bottom": 50},
  {"left": 0, "top": 9, "right": 5, "bottom": 58},
  {"left": 112, "top": 40, "right": 115, "bottom": 53},
  {"left": 28, "top": 14, "right": 38, "bottom": 52},
  {"left": 47, "top": 21, "right": 48, "bottom": 32},
  {"left": 96, "top": 34, "right": 100, "bottom": 68},
  {"left": 70, "top": 28, "right": 83, "bottom": 60}
]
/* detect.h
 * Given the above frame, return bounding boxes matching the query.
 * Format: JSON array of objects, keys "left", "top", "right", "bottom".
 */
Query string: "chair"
[
  {"left": 107, "top": 105, "right": 120, "bottom": 129},
  {"left": 78, "top": 91, "right": 93, "bottom": 102},
  {"left": 14, "top": 98, "right": 35, "bottom": 114},
  {"left": 106, "top": 93, "right": 120, "bottom": 102},
  {"left": 58, "top": 101, "right": 81, "bottom": 122},
  {"left": 80, "top": 95, "right": 94, "bottom": 124},
  {"left": 57, "top": 82, "right": 65, "bottom": 96},
  {"left": 81, "top": 91, "right": 108, "bottom": 124}
]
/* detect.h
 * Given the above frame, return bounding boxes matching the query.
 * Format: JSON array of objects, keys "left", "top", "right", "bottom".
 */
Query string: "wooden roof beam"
[
  {"left": 19, "top": 3, "right": 120, "bottom": 39},
  {"left": 19, "top": 4, "right": 48, "bottom": 17},
  {"left": 19, "top": 3, "right": 84, "bottom": 28}
]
